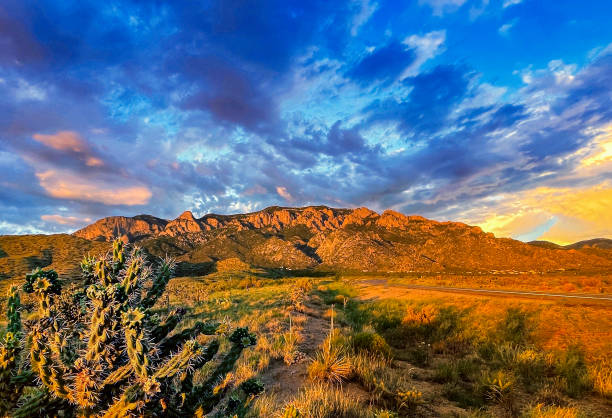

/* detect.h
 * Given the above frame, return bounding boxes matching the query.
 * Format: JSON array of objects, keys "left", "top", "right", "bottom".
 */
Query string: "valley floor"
[{"left": 160, "top": 270, "right": 612, "bottom": 417}]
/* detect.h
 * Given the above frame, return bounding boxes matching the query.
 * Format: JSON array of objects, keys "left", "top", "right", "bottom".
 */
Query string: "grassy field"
[
  {"left": 138, "top": 268, "right": 612, "bottom": 417},
  {"left": 1, "top": 254, "right": 611, "bottom": 416},
  {"left": 349, "top": 272, "right": 612, "bottom": 295}
]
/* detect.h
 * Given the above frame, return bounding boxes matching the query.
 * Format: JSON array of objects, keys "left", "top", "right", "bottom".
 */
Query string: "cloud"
[
  {"left": 276, "top": 186, "right": 294, "bottom": 202},
  {"left": 36, "top": 170, "right": 152, "bottom": 206},
  {"left": 347, "top": 41, "right": 416, "bottom": 85},
  {"left": 474, "top": 182, "right": 612, "bottom": 244},
  {"left": 503, "top": 0, "right": 522, "bottom": 7},
  {"left": 368, "top": 64, "right": 471, "bottom": 134},
  {"left": 33, "top": 131, "right": 88, "bottom": 153},
  {"left": 418, "top": 0, "right": 467, "bottom": 16},
  {"left": 41, "top": 214, "right": 91, "bottom": 226},
  {"left": 402, "top": 30, "right": 446, "bottom": 77},
  {"left": 351, "top": 0, "right": 378, "bottom": 36},
  {"left": 498, "top": 20, "right": 516, "bottom": 37}
]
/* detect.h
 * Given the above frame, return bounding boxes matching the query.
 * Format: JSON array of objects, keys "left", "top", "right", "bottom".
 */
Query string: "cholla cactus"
[{"left": 1, "top": 238, "right": 258, "bottom": 416}]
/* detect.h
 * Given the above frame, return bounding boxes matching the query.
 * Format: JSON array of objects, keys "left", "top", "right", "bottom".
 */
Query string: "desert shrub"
[
  {"left": 442, "top": 383, "right": 485, "bottom": 409},
  {"left": 289, "top": 384, "right": 380, "bottom": 418},
  {"left": 436, "top": 355, "right": 482, "bottom": 384},
  {"left": 396, "top": 342, "right": 432, "bottom": 367},
  {"left": 352, "top": 353, "right": 422, "bottom": 411},
  {"left": 0, "top": 239, "right": 257, "bottom": 417},
  {"left": 344, "top": 301, "right": 372, "bottom": 331},
  {"left": 241, "top": 378, "right": 265, "bottom": 397},
  {"left": 534, "top": 384, "right": 568, "bottom": 407},
  {"left": 493, "top": 344, "right": 551, "bottom": 390},
  {"left": 434, "top": 361, "right": 460, "bottom": 384},
  {"left": 352, "top": 331, "right": 392, "bottom": 359},
  {"left": 396, "top": 389, "right": 423, "bottom": 414},
  {"left": 290, "top": 278, "right": 314, "bottom": 311},
  {"left": 554, "top": 348, "right": 592, "bottom": 398},
  {"left": 498, "top": 308, "right": 533, "bottom": 346},
  {"left": 483, "top": 370, "right": 517, "bottom": 416}
]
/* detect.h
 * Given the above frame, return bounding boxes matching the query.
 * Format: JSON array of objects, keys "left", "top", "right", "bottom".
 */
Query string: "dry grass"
[
  {"left": 523, "top": 404, "right": 585, "bottom": 418},
  {"left": 308, "top": 345, "right": 352, "bottom": 384}
]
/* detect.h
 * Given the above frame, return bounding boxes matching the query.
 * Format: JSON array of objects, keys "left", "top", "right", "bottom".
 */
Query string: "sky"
[{"left": 1, "top": 0, "right": 611, "bottom": 244}]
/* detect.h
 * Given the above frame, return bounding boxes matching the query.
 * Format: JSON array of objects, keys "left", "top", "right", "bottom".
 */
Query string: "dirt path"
[{"left": 258, "top": 305, "right": 330, "bottom": 403}]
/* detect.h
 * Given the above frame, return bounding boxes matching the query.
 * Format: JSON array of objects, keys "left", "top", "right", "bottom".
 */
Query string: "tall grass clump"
[{"left": 308, "top": 306, "right": 351, "bottom": 384}]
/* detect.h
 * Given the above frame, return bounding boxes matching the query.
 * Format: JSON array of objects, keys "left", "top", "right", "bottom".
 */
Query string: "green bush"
[
  {"left": 498, "top": 308, "right": 533, "bottom": 346},
  {"left": 352, "top": 331, "right": 392, "bottom": 359},
  {"left": 555, "top": 348, "right": 592, "bottom": 398}
]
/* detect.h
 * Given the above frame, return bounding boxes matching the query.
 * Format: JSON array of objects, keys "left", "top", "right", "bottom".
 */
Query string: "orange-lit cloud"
[
  {"left": 41, "top": 214, "right": 91, "bottom": 226},
  {"left": 32, "top": 130, "right": 106, "bottom": 168},
  {"left": 33, "top": 131, "right": 87, "bottom": 152},
  {"left": 36, "top": 170, "right": 152, "bottom": 206},
  {"left": 276, "top": 186, "right": 294, "bottom": 202}
]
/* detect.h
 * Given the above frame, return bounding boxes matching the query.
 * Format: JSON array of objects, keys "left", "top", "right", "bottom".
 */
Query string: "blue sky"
[{"left": 1, "top": 0, "right": 611, "bottom": 243}]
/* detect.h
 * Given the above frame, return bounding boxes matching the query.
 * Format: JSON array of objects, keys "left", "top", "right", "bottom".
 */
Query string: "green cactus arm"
[
  {"left": 10, "top": 389, "right": 64, "bottom": 418},
  {"left": 102, "top": 364, "right": 133, "bottom": 386},
  {"left": 112, "top": 239, "right": 125, "bottom": 272},
  {"left": 6, "top": 286, "right": 21, "bottom": 335},
  {"left": 141, "top": 257, "right": 175, "bottom": 309},
  {"left": 101, "top": 384, "right": 144, "bottom": 418},
  {"left": 159, "top": 321, "right": 217, "bottom": 357},
  {"left": 185, "top": 343, "right": 246, "bottom": 415},
  {"left": 179, "top": 339, "right": 220, "bottom": 395},
  {"left": 153, "top": 340, "right": 202, "bottom": 380},
  {"left": 123, "top": 308, "right": 150, "bottom": 379},
  {"left": 150, "top": 308, "right": 185, "bottom": 343}
]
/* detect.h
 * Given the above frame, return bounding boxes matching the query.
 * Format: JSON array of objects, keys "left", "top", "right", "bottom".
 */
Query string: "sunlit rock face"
[
  {"left": 72, "top": 205, "right": 612, "bottom": 273},
  {"left": 73, "top": 215, "right": 167, "bottom": 242},
  {"left": 160, "top": 211, "right": 204, "bottom": 236}
]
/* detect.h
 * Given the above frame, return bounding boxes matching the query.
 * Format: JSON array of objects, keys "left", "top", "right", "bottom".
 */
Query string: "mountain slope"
[
  {"left": 0, "top": 234, "right": 107, "bottom": 287},
  {"left": 70, "top": 206, "right": 612, "bottom": 274}
]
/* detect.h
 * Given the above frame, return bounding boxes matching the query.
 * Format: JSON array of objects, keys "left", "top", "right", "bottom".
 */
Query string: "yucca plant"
[
  {"left": 0, "top": 239, "right": 257, "bottom": 417},
  {"left": 307, "top": 305, "right": 351, "bottom": 384}
]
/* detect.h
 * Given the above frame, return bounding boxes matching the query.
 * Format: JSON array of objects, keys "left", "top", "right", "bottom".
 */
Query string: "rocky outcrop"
[
  {"left": 161, "top": 211, "right": 204, "bottom": 236},
  {"left": 73, "top": 215, "right": 167, "bottom": 242}
]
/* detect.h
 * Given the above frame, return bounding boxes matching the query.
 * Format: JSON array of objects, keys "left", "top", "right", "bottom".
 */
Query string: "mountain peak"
[{"left": 177, "top": 210, "right": 196, "bottom": 221}]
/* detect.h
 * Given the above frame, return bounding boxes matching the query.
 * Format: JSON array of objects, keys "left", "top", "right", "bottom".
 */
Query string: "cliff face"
[
  {"left": 73, "top": 215, "right": 168, "bottom": 242},
  {"left": 72, "top": 205, "right": 612, "bottom": 273}
]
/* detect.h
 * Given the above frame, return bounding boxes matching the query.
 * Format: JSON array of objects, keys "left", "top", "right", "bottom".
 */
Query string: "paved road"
[{"left": 359, "top": 280, "right": 612, "bottom": 303}]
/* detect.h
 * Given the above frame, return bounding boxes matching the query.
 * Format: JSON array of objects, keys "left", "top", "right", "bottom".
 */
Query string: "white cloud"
[
  {"left": 351, "top": 0, "right": 378, "bottom": 36},
  {"left": 402, "top": 30, "right": 446, "bottom": 77},
  {"left": 14, "top": 78, "right": 47, "bottom": 101},
  {"left": 418, "top": 0, "right": 467, "bottom": 16},
  {"left": 498, "top": 20, "right": 516, "bottom": 36},
  {"left": 503, "top": 0, "right": 522, "bottom": 7}
]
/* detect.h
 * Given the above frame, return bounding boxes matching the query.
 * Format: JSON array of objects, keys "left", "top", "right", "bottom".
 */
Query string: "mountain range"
[{"left": 2, "top": 206, "right": 611, "bottom": 282}]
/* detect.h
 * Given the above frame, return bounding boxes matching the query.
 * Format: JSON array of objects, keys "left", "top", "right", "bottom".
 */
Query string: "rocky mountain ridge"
[{"left": 71, "top": 206, "right": 612, "bottom": 274}]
